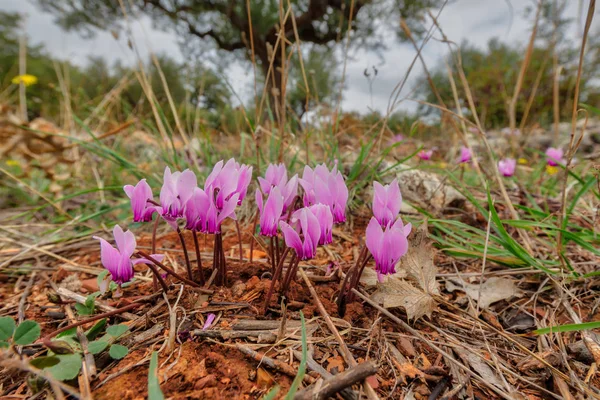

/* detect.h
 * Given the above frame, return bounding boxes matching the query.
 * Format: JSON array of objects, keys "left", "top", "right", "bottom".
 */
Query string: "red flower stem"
[
  {"left": 176, "top": 228, "right": 194, "bottom": 281},
  {"left": 145, "top": 261, "right": 170, "bottom": 292},
  {"left": 192, "top": 231, "right": 205, "bottom": 285},
  {"left": 235, "top": 220, "right": 243, "bottom": 262},
  {"left": 136, "top": 251, "right": 205, "bottom": 289},
  {"left": 249, "top": 212, "right": 258, "bottom": 263},
  {"left": 151, "top": 215, "right": 160, "bottom": 291},
  {"left": 43, "top": 303, "right": 143, "bottom": 341},
  {"left": 263, "top": 247, "right": 291, "bottom": 314},
  {"left": 280, "top": 256, "right": 300, "bottom": 300},
  {"left": 220, "top": 233, "right": 227, "bottom": 286},
  {"left": 269, "top": 236, "right": 276, "bottom": 274},
  {"left": 275, "top": 236, "right": 280, "bottom": 267}
]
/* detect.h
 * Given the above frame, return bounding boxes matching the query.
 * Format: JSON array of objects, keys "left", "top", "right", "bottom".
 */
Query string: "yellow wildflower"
[
  {"left": 5, "top": 159, "right": 19, "bottom": 167},
  {"left": 518, "top": 158, "right": 528, "bottom": 165},
  {"left": 438, "top": 162, "right": 448, "bottom": 169},
  {"left": 11, "top": 74, "right": 38, "bottom": 87},
  {"left": 546, "top": 165, "right": 559, "bottom": 175}
]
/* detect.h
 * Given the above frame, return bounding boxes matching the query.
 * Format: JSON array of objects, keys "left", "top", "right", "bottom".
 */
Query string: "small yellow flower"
[
  {"left": 546, "top": 165, "right": 559, "bottom": 175},
  {"left": 5, "top": 159, "right": 19, "bottom": 167},
  {"left": 438, "top": 162, "right": 448, "bottom": 169},
  {"left": 11, "top": 74, "right": 38, "bottom": 87},
  {"left": 518, "top": 158, "right": 528, "bottom": 165}
]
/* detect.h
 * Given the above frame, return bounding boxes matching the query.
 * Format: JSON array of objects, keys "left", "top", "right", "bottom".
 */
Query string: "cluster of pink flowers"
[
  {"left": 256, "top": 163, "right": 347, "bottom": 261},
  {"left": 98, "top": 159, "right": 252, "bottom": 286}
]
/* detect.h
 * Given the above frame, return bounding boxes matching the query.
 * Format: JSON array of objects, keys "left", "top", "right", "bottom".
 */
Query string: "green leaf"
[
  {"left": 13, "top": 320, "right": 41, "bottom": 345},
  {"left": 284, "top": 312, "right": 307, "bottom": 400},
  {"left": 75, "top": 303, "right": 94, "bottom": 316},
  {"left": 30, "top": 356, "right": 61, "bottom": 369},
  {"left": 109, "top": 344, "right": 129, "bottom": 359},
  {"left": 107, "top": 324, "right": 129, "bottom": 338},
  {"left": 88, "top": 340, "right": 109, "bottom": 355},
  {"left": 56, "top": 327, "right": 77, "bottom": 338},
  {"left": 148, "top": 351, "right": 164, "bottom": 400},
  {"left": 0, "top": 317, "right": 16, "bottom": 340},
  {"left": 0, "top": 341, "right": 9, "bottom": 348},
  {"left": 85, "top": 318, "right": 107, "bottom": 341},
  {"left": 534, "top": 321, "right": 600, "bottom": 335},
  {"left": 45, "top": 354, "right": 82, "bottom": 381}
]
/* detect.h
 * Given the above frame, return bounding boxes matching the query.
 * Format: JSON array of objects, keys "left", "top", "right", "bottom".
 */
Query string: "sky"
[{"left": 0, "top": 0, "right": 593, "bottom": 114}]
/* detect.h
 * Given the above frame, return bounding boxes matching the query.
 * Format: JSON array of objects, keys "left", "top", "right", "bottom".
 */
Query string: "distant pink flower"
[
  {"left": 459, "top": 147, "right": 472, "bottom": 163},
  {"left": 257, "top": 163, "right": 298, "bottom": 213},
  {"left": 372, "top": 179, "right": 402, "bottom": 227},
  {"left": 468, "top": 127, "right": 479, "bottom": 134},
  {"left": 255, "top": 186, "right": 284, "bottom": 237},
  {"left": 391, "top": 134, "right": 404, "bottom": 143},
  {"left": 123, "top": 179, "right": 158, "bottom": 222},
  {"left": 159, "top": 167, "right": 197, "bottom": 227},
  {"left": 279, "top": 207, "right": 321, "bottom": 260},
  {"left": 308, "top": 204, "right": 333, "bottom": 245},
  {"left": 299, "top": 163, "right": 348, "bottom": 223},
  {"left": 498, "top": 158, "right": 516, "bottom": 177},
  {"left": 418, "top": 150, "right": 433, "bottom": 160},
  {"left": 501, "top": 127, "right": 521, "bottom": 136},
  {"left": 365, "top": 217, "right": 411, "bottom": 281},
  {"left": 184, "top": 187, "right": 238, "bottom": 234},
  {"left": 545, "top": 148, "right": 565, "bottom": 166},
  {"left": 202, "top": 313, "right": 216, "bottom": 331},
  {"left": 94, "top": 225, "right": 163, "bottom": 284}
]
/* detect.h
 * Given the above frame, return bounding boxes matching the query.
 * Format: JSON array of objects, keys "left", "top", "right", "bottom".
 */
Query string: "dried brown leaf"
[{"left": 445, "top": 277, "right": 520, "bottom": 309}]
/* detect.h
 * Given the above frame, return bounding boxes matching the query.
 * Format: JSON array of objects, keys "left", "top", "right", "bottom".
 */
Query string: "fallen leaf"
[
  {"left": 372, "top": 279, "right": 436, "bottom": 320},
  {"left": 359, "top": 266, "right": 406, "bottom": 287},
  {"left": 445, "top": 277, "right": 520, "bottom": 309}
]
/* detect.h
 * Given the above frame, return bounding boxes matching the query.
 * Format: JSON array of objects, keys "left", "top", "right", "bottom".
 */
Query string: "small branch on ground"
[{"left": 294, "top": 361, "right": 377, "bottom": 400}]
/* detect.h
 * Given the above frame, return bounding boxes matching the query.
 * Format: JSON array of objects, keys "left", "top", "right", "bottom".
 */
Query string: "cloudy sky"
[{"left": 0, "top": 0, "right": 593, "bottom": 113}]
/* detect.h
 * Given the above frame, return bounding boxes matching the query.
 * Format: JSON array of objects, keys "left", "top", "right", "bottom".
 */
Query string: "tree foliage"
[
  {"left": 33, "top": 0, "right": 440, "bottom": 112},
  {"left": 416, "top": 38, "right": 594, "bottom": 129}
]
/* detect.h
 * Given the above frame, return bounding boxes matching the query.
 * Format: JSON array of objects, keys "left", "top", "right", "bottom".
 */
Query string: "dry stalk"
[{"left": 556, "top": 0, "right": 596, "bottom": 260}]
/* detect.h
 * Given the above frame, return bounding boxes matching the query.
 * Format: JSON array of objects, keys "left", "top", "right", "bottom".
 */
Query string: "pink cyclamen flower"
[
  {"left": 279, "top": 207, "right": 321, "bottom": 260},
  {"left": 256, "top": 186, "right": 284, "bottom": 237},
  {"left": 184, "top": 187, "right": 238, "bottom": 234},
  {"left": 459, "top": 147, "right": 472, "bottom": 163},
  {"left": 205, "top": 158, "right": 253, "bottom": 207},
  {"left": 308, "top": 204, "right": 333, "bottom": 245},
  {"left": 365, "top": 217, "right": 411, "bottom": 281},
  {"left": 498, "top": 158, "right": 516, "bottom": 177},
  {"left": 257, "top": 163, "right": 298, "bottom": 213},
  {"left": 545, "top": 148, "right": 564, "bottom": 166},
  {"left": 372, "top": 179, "right": 402, "bottom": 227},
  {"left": 123, "top": 179, "right": 158, "bottom": 222},
  {"left": 94, "top": 225, "right": 164, "bottom": 285},
  {"left": 160, "top": 167, "right": 197, "bottom": 228},
  {"left": 418, "top": 150, "right": 433, "bottom": 160},
  {"left": 299, "top": 164, "right": 348, "bottom": 224}
]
